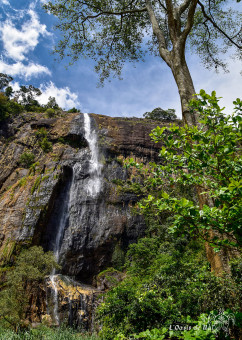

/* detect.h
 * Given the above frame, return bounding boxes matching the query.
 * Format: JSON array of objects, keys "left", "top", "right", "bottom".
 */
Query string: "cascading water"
[
  {"left": 48, "top": 113, "right": 102, "bottom": 326},
  {"left": 83, "top": 112, "right": 102, "bottom": 197},
  {"left": 49, "top": 176, "right": 73, "bottom": 325}
]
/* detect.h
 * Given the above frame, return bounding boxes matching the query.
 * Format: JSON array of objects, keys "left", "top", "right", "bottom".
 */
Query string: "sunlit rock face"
[{"left": 0, "top": 111, "right": 166, "bottom": 325}]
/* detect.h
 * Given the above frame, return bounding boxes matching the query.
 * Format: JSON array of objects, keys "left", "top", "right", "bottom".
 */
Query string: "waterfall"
[
  {"left": 49, "top": 178, "right": 72, "bottom": 325},
  {"left": 48, "top": 113, "right": 102, "bottom": 326},
  {"left": 83, "top": 112, "right": 102, "bottom": 197}
]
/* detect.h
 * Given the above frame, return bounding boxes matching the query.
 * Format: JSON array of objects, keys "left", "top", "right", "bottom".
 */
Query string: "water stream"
[
  {"left": 83, "top": 112, "right": 102, "bottom": 197},
  {"left": 49, "top": 113, "right": 102, "bottom": 325}
]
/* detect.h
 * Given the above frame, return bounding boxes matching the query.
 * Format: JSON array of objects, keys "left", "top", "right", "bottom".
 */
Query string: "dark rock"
[{"left": 31, "top": 118, "right": 57, "bottom": 129}]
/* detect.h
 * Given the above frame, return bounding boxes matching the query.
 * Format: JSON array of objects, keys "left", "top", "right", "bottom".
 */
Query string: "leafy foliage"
[
  {"left": 19, "top": 152, "right": 35, "bottom": 168},
  {"left": 45, "top": 96, "right": 59, "bottom": 110},
  {"left": 67, "top": 107, "right": 80, "bottom": 113},
  {"left": 0, "top": 325, "right": 99, "bottom": 339},
  {"left": 15, "top": 85, "right": 42, "bottom": 112},
  {"left": 35, "top": 128, "right": 53, "bottom": 153},
  {"left": 97, "top": 92, "right": 241, "bottom": 339},
  {"left": 143, "top": 108, "right": 177, "bottom": 121},
  {"left": 45, "top": 107, "right": 56, "bottom": 117},
  {"left": 0, "top": 246, "right": 58, "bottom": 331},
  {"left": 131, "top": 91, "right": 242, "bottom": 249},
  {"left": 43, "top": 0, "right": 241, "bottom": 84},
  {"left": 0, "top": 93, "right": 23, "bottom": 121},
  {"left": 97, "top": 234, "right": 241, "bottom": 339},
  {"left": 0, "top": 73, "right": 13, "bottom": 91}
]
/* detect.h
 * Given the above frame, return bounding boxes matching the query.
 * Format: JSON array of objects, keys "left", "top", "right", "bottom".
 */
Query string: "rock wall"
[{"left": 0, "top": 111, "right": 170, "bottom": 325}]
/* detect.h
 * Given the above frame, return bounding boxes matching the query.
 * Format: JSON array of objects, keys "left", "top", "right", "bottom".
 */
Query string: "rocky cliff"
[{"left": 0, "top": 111, "right": 170, "bottom": 326}]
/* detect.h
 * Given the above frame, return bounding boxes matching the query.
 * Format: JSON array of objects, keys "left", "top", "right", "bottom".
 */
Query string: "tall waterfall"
[
  {"left": 49, "top": 113, "right": 102, "bottom": 325},
  {"left": 83, "top": 112, "right": 102, "bottom": 197}
]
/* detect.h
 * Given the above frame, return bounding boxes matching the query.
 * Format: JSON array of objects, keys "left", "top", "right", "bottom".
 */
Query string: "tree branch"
[
  {"left": 198, "top": 0, "right": 242, "bottom": 49},
  {"left": 181, "top": 0, "right": 198, "bottom": 43},
  {"left": 165, "top": 0, "right": 177, "bottom": 42},
  {"left": 178, "top": 0, "right": 193, "bottom": 15},
  {"left": 145, "top": 0, "right": 171, "bottom": 64},
  {"left": 81, "top": 7, "right": 147, "bottom": 24}
]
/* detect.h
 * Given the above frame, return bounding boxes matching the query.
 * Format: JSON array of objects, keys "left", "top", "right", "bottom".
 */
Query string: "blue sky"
[{"left": 0, "top": 0, "right": 241, "bottom": 118}]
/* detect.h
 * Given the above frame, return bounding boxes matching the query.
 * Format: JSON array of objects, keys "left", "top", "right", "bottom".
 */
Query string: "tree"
[
  {"left": 128, "top": 91, "right": 242, "bottom": 273},
  {"left": 143, "top": 107, "right": 177, "bottom": 120},
  {"left": 45, "top": 96, "right": 59, "bottom": 110},
  {"left": 44, "top": 0, "right": 241, "bottom": 125},
  {"left": 0, "top": 73, "right": 13, "bottom": 91},
  {"left": 5, "top": 86, "right": 13, "bottom": 98},
  {"left": 0, "top": 246, "right": 58, "bottom": 331},
  {"left": 15, "top": 85, "right": 42, "bottom": 111}
]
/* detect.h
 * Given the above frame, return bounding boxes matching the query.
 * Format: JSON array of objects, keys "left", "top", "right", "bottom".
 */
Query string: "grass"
[{"left": 0, "top": 326, "right": 100, "bottom": 340}]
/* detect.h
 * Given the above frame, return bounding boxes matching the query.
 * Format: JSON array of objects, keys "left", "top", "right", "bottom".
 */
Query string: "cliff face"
[
  {"left": 0, "top": 111, "right": 171, "bottom": 326},
  {"left": 0, "top": 112, "right": 166, "bottom": 284}
]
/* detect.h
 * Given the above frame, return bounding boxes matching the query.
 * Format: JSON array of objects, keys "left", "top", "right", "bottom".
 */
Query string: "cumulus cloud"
[
  {"left": 0, "top": 60, "right": 51, "bottom": 79},
  {"left": 38, "top": 82, "right": 81, "bottom": 110},
  {"left": 0, "top": 9, "right": 51, "bottom": 62},
  {"left": 0, "top": 0, "right": 10, "bottom": 5}
]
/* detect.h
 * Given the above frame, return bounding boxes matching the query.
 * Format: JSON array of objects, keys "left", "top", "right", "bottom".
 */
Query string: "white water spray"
[{"left": 83, "top": 113, "right": 102, "bottom": 197}]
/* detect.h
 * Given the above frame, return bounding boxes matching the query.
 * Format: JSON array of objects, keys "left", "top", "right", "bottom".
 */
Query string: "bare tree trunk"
[{"left": 170, "top": 52, "right": 198, "bottom": 125}]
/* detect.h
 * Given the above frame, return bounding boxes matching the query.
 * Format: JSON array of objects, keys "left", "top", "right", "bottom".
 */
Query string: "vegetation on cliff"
[
  {"left": 0, "top": 89, "right": 241, "bottom": 339},
  {"left": 97, "top": 92, "right": 242, "bottom": 339},
  {"left": 0, "top": 247, "right": 59, "bottom": 331}
]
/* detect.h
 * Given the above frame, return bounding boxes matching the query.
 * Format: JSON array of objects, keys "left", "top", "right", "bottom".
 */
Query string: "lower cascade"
[{"left": 46, "top": 113, "right": 102, "bottom": 328}]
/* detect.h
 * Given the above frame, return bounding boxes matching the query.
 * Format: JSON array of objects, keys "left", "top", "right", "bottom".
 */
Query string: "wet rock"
[{"left": 0, "top": 111, "right": 167, "bottom": 326}]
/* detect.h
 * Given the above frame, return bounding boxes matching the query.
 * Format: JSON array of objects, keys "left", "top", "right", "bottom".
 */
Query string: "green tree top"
[
  {"left": 44, "top": 0, "right": 241, "bottom": 124},
  {"left": 143, "top": 107, "right": 177, "bottom": 120},
  {"left": 128, "top": 91, "right": 242, "bottom": 250}
]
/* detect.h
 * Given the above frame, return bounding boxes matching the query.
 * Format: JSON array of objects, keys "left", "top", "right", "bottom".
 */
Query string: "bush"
[
  {"left": 39, "top": 137, "right": 52, "bottom": 152},
  {"left": 67, "top": 107, "right": 80, "bottom": 113},
  {"left": 0, "top": 93, "right": 24, "bottom": 121},
  {"left": 97, "top": 234, "right": 241, "bottom": 339},
  {"left": 19, "top": 152, "right": 35, "bottom": 168},
  {"left": 45, "top": 108, "right": 56, "bottom": 117},
  {"left": 143, "top": 107, "right": 177, "bottom": 121},
  {"left": 0, "top": 93, "right": 9, "bottom": 121},
  {"left": 35, "top": 128, "right": 52, "bottom": 153},
  {"left": 0, "top": 246, "right": 58, "bottom": 331}
]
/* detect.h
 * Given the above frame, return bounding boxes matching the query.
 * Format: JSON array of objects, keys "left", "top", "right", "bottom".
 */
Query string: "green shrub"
[
  {"left": 0, "top": 247, "right": 58, "bottom": 332},
  {"left": 0, "top": 325, "right": 100, "bottom": 339},
  {"left": 35, "top": 128, "right": 52, "bottom": 152},
  {"left": 97, "top": 235, "right": 241, "bottom": 339},
  {"left": 45, "top": 108, "right": 55, "bottom": 117},
  {"left": 35, "top": 127, "right": 48, "bottom": 139},
  {"left": 39, "top": 137, "right": 52, "bottom": 153},
  {"left": 67, "top": 107, "right": 80, "bottom": 113},
  {"left": 143, "top": 107, "right": 177, "bottom": 121},
  {"left": 0, "top": 93, "right": 9, "bottom": 121},
  {"left": 19, "top": 152, "right": 35, "bottom": 168}
]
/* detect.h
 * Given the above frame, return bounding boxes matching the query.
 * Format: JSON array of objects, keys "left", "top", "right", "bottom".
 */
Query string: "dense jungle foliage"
[{"left": 96, "top": 92, "right": 242, "bottom": 339}]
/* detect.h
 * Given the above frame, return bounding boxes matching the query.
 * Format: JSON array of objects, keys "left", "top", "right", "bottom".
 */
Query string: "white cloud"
[
  {"left": 191, "top": 58, "right": 242, "bottom": 114},
  {"left": 0, "top": 8, "right": 51, "bottom": 62},
  {"left": 0, "top": 0, "right": 10, "bottom": 5},
  {"left": 38, "top": 82, "right": 81, "bottom": 110},
  {"left": 0, "top": 60, "right": 51, "bottom": 79}
]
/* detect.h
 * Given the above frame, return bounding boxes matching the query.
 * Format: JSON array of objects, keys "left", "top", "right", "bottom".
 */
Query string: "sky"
[{"left": 0, "top": 0, "right": 241, "bottom": 118}]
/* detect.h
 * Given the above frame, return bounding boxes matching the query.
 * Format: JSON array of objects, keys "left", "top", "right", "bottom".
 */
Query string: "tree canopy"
[
  {"left": 143, "top": 107, "right": 177, "bottom": 120},
  {"left": 44, "top": 0, "right": 241, "bottom": 123},
  {"left": 128, "top": 91, "right": 242, "bottom": 252}
]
